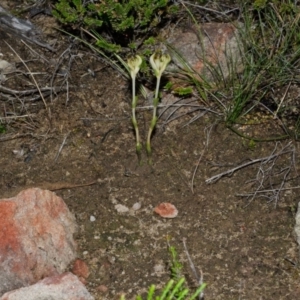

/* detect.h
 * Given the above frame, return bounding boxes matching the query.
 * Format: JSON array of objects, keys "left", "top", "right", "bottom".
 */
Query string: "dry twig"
[
  {"left": 206, "top": 142, "right": 293, "bottom": 184},
  {"left": 206, "top": 142, "right": 297, "bottom": 207},
  {"left": 5, "top": 42, "right": 48, "bottom": 109},
  {"left": 49, "top": 43, "right": 82, "bottom": 104},
  {"left": 190, "top": 124, "right": 214, "bottom": 193},
  {"left": 54, "top": 132, "right": 70, "bottom": 162},
  {"left": 241, "top": 142, "right": 296, "bottom": 207}
]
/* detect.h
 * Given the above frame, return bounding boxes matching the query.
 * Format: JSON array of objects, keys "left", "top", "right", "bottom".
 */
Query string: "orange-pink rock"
[
  {"left": 72, "top": 259, "right": 90, "bottom": 283},
  {"left": 0, "top": 188, "right": 77, "bottom": 294},
  {"left": 154, "top": 203, "right": 178, "bottom": 218}
]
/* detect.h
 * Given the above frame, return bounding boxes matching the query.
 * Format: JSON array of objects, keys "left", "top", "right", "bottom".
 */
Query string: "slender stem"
[
  {"left": 154, "top": 75, "right": 161, "bottom": 100},
  {"left": 131, "top": 75, "right": 141, "bottom": 161},
  {"left": 146, "top": 75, "right": 161, "bottom": 162}
]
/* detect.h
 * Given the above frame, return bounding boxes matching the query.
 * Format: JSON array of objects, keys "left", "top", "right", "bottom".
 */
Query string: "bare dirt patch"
[{"left": 1, "top": 11, "right": 300, "bottom": 300}]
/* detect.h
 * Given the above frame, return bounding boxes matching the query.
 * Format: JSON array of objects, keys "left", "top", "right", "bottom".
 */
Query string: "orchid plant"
[
  {"left": 127, "top": 55, "right": 143, "bottom": 161},
  {"left": 147, "top": 51, "right": 171, "bottom": 163},
  {"left": 128, "top": 51, "right": 171, "bottom": 163}
]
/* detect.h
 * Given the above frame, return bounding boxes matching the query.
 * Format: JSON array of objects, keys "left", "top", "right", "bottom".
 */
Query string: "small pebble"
[
  {"left": 154, "top": 202, "right": 178, "bottom": 218},
  {"left": 115, "top": 204, "right": 129, "bottom": 213},
  {"left": 132, "top": 202, "right": 141, "bottom": 211},
  {"left": 90, "top": 215, "right": 96, "bottom": 222},
  {"left": 153, "top": 263, "right": 165, "bottom": 274},
  {"left": 12, "top": 149, "right": 24, "bottom": 158},
  {"left": 96, "top": 285, "right": 108, "bottom": 293}
]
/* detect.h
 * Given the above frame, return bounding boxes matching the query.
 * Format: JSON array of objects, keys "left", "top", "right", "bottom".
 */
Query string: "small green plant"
[
  {"left": 146, "top": 50, "right": 171, "bottom": 163},
  {"left": 173, "top": 87, "right": 193, "bottom": 97},
  {"left": 253, "top": 0, "right": 268, "bottom": 9},
  {"left": 127, "top": 55, "right": 143, "bottom": 161},
  {"left": 120, "top": 242, "right": 206, "bottom": 300},
  {"left": 164, "top": 82, "right": 173, "bottom": 91},
  {"left": 169, "top": 245, "right": 183, "bottom": 281},
  {"left": 242, "top": 138, "right": 256, "bottom": 150},
  {"left": 120, "top": 278, "right": 206, "bottom": 300},
  {"left": 53, "top": 0, "right": 177, "bottom": 52}
]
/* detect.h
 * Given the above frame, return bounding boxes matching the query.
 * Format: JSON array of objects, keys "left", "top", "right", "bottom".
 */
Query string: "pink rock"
[
  {"left": 158, "top": 23, "right": 244, "bottom": 121},
  {"left": 0, "top": 272, "right": 94, "bottom": 300},
  {"left": 96, "top": 284, "right": 108, "bottom": 293},
  {"left": 72, "top": 259, "right": 90, "bottom": 283},
  {"left": 0, "top": 188, "right": 77, "bottom": 294},
  {"left": 154, "top": 203, "right": 178, "bottom": 218},
  {"left": 167, "top": 23, "right": 244, "bottom": 83}
]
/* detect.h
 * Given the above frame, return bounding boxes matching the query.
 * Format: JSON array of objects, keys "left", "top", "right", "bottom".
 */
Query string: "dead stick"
[{"left": 206, "top": 146, "right": 292, "bottom": 184}]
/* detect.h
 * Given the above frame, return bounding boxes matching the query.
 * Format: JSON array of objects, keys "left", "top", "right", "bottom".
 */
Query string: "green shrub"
[{"left": 53, "top": 0, "right": 178, "bottom": 52}]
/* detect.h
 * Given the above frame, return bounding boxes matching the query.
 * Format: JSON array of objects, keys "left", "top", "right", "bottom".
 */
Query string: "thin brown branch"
[
  {"left": 205, "top": 142, "right": 293, "bottom": 184},
  {"left": 5, "top": 41, "right": 48, "bottom": 109}
]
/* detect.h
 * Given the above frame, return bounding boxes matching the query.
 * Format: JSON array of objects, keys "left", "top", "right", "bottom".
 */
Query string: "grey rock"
[
  {"left": 0, "top": 4, "right": 55, "bottom": 51},
  {"left": 0, "top": 273, "right": 94, "bottom": 300}
]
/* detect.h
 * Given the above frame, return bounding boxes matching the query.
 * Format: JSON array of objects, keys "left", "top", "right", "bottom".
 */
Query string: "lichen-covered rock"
[{"left": 0, "top": 188, "right": 77, "bottom": 294}]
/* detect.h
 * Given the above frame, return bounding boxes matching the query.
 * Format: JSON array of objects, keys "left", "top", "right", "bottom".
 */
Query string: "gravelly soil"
[{"left": 0, "top": 5, "right": 300, "bottom": 300}]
